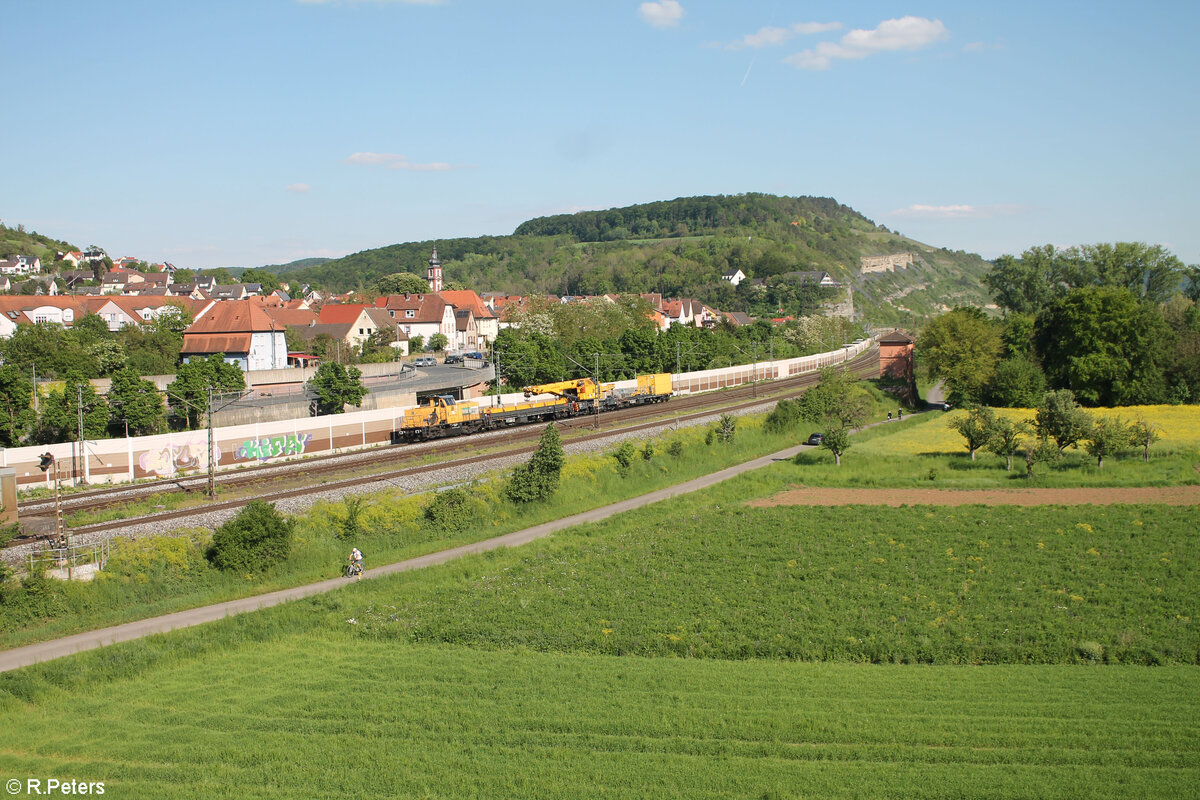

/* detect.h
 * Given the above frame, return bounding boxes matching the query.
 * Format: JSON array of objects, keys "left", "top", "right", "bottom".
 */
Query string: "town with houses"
[{"left": 0, "top": 245, "right": 845, "bottom": 373}]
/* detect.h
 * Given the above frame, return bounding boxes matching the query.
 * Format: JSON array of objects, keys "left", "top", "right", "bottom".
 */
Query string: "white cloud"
[
  {"left": 343, "top": 152, "right": 460, "bottom": 171},
  {"left": 285, "top": 183, "right": 311, "bottom": 193},
  {"left": 888, "top": 203, "right": 1025, "bottom": 220},
  {"left": 730, "top": 21, "right": 843, "bottom": 49},
  {"left": 785, "top": 16, "right": 949, "bottom": 70},
  {"left": 639, "top": 1, "right": 684, "bottom": 29}
]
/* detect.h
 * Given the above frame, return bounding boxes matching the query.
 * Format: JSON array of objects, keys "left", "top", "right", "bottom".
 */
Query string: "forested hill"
[
  {"left": 284, "top": 193, "right": 996, "bottom": 326},
  {"left": 513, "top": 194, "right": 867, "bottom": 241}
]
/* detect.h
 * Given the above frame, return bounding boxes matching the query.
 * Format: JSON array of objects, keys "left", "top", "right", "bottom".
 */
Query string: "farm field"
[
  {"left": 1, "top": 405, "right": 1197, "bottom": 798},
  {"left": 1, "top": 635, "right": 1196, "bottom": 799}
]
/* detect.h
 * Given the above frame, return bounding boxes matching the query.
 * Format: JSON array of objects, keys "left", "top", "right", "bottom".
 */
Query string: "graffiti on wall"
[
  {"left": 139, "top": 439, "right": 219, "bottom": 477},
  {"left": 237, "top": 433, "right": 312, "bottom": 462}
]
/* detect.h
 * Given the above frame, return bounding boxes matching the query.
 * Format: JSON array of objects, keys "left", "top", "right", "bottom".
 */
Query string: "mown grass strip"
[{"left": 1, "top": 637, "right": 1196, "bottom": 799}]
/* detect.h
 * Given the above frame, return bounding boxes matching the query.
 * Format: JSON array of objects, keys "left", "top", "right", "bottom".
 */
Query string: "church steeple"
[{"left": 426, "top": 247, "right": 443, "bottom": 293}]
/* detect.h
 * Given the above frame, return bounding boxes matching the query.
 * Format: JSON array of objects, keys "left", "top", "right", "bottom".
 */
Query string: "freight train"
[{"left": 395, "top": 373, "right": 672, "bottom": 441}]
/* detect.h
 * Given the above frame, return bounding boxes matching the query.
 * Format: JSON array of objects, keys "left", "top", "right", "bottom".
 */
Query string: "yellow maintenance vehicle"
[{"left": 396, "top": 373, "right": 673, "bottom": 441}]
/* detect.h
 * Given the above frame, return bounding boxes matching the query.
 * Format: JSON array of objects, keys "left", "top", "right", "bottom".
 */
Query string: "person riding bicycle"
[{"left": 348, "top": 547, "right": 364, "bottom": 578}]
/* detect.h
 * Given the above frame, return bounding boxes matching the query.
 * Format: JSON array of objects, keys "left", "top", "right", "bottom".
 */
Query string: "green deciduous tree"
[
  {"left": 1034, "top": 287, "right": 1172, "bottom": 406},
  {"left": 1127, "top": 418, "right": 1161, "bottom": 462},
  {"left": 428, "top": 332, "right": 449, "bottom": 352},
  {"left": 947, "top": 405, "right": 996, "bottom": 461},
  {"left": 167, "top": 355, "right": 246, "bottom": 429},
  {"left": 106, "top": 367, "right": 167, "bottom": 436},
  {"left": 0, "top": 364, "right": 36, "bottom": 446},
  {"left": 984, "top": 415, "right": 1032, "bottom": 471},
  {"left": 309, "top": 362, "right": 368, "bottom": 415},
  {"left": 985, "top": 356, "right": 1046, "bottom": 408},
  {"left": 505, "top": 423, "right": 565, "bottom": 503},
  {"left": 36, "top": 374, "right": 109, "bottom": 444},
  {"left": 1035, "top": 390, "right": 1092, "bottom": 454},
  {"left": 917, "top": 308, "right": 1003, "bottom": 406},
  {"left": 1084, "top": 415, "right": 1129, "bottom": 468},
  {"left": 374, "top": 272, "right": 430, "bottom": 295}
]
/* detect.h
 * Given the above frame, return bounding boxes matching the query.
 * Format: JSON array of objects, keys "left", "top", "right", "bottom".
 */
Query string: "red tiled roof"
[
  {"left": 439, "top": 289, "right": 496, "bottom": 319},
  {"left": 317, "top": 304, "right": 368, "bottom": 325},
  {"left": 180, "top": 333, "right": 253, "bottom": 355},
  {"left": 185, "top": 299, "right": 280, "bottom": 334}
]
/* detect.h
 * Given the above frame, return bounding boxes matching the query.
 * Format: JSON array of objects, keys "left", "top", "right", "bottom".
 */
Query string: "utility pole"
[
  {"left": 752, "top": 340, "right": 758, "bottom": 398},
  {"left": 676, "top": 340, "right": 681, "bottom": 375},
  {"left": 593, "top": 352, "right": 601, "bottom": 430},
  {"left": 492, "top": 344, "right": 501, "bottom": 407},
  {"left": 77, "top": 384, "right": 87, "bottom": 485},
  {"left": 31, "top": 365, "right": 37, "bottom": 412},
  {"left": 206, "top": 385, "right": 216, "bottom": 499}
]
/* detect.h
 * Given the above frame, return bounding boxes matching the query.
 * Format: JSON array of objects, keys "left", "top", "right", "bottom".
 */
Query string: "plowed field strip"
[{"left": 748, "top": 485, "right": 1200, "bottom": 507}]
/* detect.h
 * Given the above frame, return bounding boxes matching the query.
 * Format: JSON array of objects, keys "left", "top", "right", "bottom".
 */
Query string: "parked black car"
[
  {"left": 806, "top": 432, "right": 823, "bottom": 446},
  {"left": 443, "top": 353, "right": 463, "bottom": 365}
]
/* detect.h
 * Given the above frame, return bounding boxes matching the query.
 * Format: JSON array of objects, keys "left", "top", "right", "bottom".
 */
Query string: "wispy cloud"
[
  {"left": 343, "top": 152, "right": 463, "bottom": 171},
  {"left": 639, "top": 1, "right": 684, "bottom": 29},
  {"left": 729, "top": 21, "right": 842, "bottom": 49},
  {"left": 285, "top": 183, "right": 312, "bottom": 193},
  {"left": 888, "top": 203, "right": 1025, "bottom": 220},
  {"left": 785, "top": 16, "right": 949, "bottom": 70}
]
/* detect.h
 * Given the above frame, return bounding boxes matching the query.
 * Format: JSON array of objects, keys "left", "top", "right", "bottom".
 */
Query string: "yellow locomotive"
[{"left": 397, "top": 373, "right": 671, "bottom": 441}]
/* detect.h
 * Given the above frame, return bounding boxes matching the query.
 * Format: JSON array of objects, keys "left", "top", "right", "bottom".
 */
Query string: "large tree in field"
[
  {"left": 917, "top": 308, "right": 1003, "bottom": 406},
  {"left": 798, "top": 366, "right": 871, "bottom": 466},
  {"left": 1078, "top": 242, "right": 1183, "bottom": 304},
  {"left": 1034, "top": 287, "right": 1172, "bottom": 406}
]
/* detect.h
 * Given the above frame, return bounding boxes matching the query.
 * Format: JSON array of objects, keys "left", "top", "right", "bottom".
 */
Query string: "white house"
[
  {"left": 721, "top": 268, "right": 746, "bottom": 287},
  {"left": 180, "top": 300, "right": 287, "bottom": 371}
]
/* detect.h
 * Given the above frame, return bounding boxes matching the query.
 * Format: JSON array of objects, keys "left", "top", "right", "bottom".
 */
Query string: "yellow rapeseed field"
[{"left": 864, "top": 405, "right": 1200, "bottom": 456}]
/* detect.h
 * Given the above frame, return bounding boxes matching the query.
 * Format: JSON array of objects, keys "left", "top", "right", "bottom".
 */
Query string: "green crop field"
[{"left": 2, "top": 634, "right": 1196, "bottom": 799}]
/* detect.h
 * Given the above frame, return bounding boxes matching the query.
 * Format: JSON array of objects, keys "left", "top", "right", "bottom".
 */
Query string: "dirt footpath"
[{"left": 748, "top": 485, "right": 1200, "bottom": 507}]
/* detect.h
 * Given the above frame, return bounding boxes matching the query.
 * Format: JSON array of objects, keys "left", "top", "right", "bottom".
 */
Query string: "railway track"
[{"left": 12, "top": 348, "right": 879, "bottom": 544}]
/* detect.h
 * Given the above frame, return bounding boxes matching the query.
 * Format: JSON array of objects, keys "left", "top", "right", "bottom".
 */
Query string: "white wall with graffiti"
[{"left": 6, "top": 339, "right": 873, "bottom": 490}]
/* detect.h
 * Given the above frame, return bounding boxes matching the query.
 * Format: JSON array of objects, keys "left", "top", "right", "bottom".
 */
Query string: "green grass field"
[
  {"left": 2, "top": 634, "right": 1196, "bottom": 799},
  {"left": 1, "top": 403, "right": 1197, "bottom": 798}
]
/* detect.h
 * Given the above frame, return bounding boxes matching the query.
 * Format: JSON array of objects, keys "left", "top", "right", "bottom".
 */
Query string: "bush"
[
  {"left": 335, "top": 496, "right": 372, "bottom": 540},
  {"left": 667, "top": 440, "right": 683, "bottom": 458},
  {"left": 505, "top": 424, "right": 564, "bottom": 504},
  {"left": 103, "top": 535, "right": 209, "bottom": 585},
  {"left": 717, "top": 413, "right": 737, "bottom": 444},
  {"left": 613, "top": 441, "right": 637, "bottom": 477},
  {"left": 641, "top": 440, "right": 655, "bottom": 461},
  {"left": 764, "top": 398, "right": 804, "bottom": 433},
  {"left": 207, "top": 501, "right": 295, "bottom": 573},
  {"left": 423, "top": 488, "right": 483, "bottom": 532}
]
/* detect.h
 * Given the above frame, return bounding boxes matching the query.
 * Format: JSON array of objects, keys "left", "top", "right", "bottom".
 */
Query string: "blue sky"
[{"left": 3, "top": 0, "right": 1197, "bottom": 270}]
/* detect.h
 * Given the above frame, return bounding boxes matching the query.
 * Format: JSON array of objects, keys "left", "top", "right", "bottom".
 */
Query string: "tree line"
[{"left": 920, "top": 241, "right": 1200, "bottom": 407}]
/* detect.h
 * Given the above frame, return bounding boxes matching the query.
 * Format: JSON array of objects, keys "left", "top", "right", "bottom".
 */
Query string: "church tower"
[{"left": 426, "top": 247, "right": 443, "bottom": 293}]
